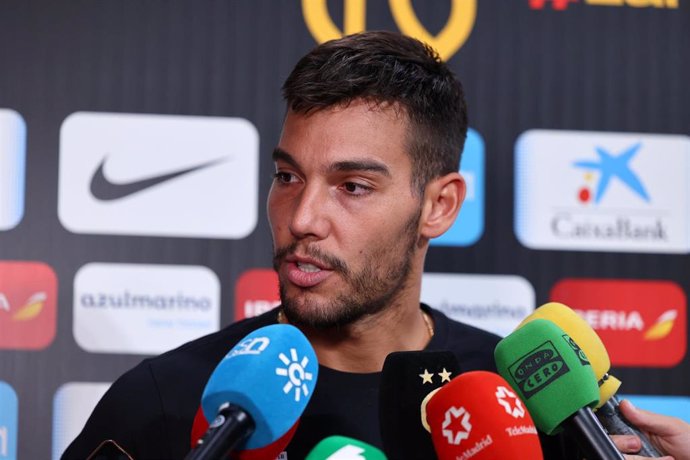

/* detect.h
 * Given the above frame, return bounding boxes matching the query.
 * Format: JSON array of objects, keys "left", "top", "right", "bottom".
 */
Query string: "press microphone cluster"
[
  {"left": 378, "top": 351, "right": 543, "bottom": 460},
  {"left": 185, "top": 324, "right": 318, "bottom": 460}
]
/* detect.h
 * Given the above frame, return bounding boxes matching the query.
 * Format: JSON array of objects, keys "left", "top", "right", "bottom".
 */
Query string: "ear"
[{"left": 420, "top": 172, "right": 466, "bottom": 239}]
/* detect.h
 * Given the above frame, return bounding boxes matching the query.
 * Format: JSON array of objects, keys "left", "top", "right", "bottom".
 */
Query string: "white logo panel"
[
  {"left": 421, "top": 274, "right": 534, "bottom": 337},
  {"left": 0, "top": 109, "right": 26, "bottom": 231},
  {"left": 73, "top": 263, "right": 220, "bottom": 354},
  {"left": 59, "top": 112, "right": 259, "bottom": 238},
  {"left": 52, "top": 382, "right": 111, "bottom": 460},
  {"left": 515, "top": 130, "right": 690, "bottom": 253}
]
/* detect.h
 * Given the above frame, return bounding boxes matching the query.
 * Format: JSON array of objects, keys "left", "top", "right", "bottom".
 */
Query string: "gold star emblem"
[
  {"left": 419, "top": 369, "right": 434, "bottom": 384},
  {"left": 438, "top": 368, "right": 452, "bottom": 383}
]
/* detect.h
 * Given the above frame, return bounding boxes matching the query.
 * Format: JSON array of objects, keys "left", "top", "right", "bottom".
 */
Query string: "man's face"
[{"left": 268, "top": 100, "right": 424, "bottom": 329}]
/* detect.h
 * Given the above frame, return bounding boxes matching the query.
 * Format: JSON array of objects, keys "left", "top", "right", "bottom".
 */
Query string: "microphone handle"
[
  {"left": 185, "top": 403, "right": 255, "bottom": 460},
  {"left": 563, "top": 407, "right": 625, "bottom": 460},
  {"left": 596, "top": 396, "right": 663, "bottom": 458}
]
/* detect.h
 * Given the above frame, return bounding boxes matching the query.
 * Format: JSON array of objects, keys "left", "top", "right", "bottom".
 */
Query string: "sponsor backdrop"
[{"left": 0, "top": 1, "right": 688, "bottom": 458}]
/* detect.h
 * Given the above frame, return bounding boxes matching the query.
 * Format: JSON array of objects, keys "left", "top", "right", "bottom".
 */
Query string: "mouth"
[
  {"left": 296, "top": 261, "right": 322, "bottom": 273},
  {"left": 283, "top": 255, "right": 334, "bottom": 288}
]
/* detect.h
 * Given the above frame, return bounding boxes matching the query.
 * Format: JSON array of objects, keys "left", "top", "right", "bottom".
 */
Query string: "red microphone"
[
  {"left": 190, "top": 405, "right": 299, "bottom": 460},
  {"left": 426, "top": 371, "right": 543, "bottom": 460}
]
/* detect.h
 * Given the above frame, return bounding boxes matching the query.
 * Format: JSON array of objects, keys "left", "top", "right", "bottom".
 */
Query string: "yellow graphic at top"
[
  {"left": 302, "top": 0, "right": 477, "bottom": 61},
  {"left": 302, "top": 0, "right": 367, "bottom": 44}
]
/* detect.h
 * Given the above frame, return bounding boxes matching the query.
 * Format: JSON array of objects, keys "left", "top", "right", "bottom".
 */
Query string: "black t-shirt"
[{"left": 62, "top": 305, "right": 578, "bottom": 459}]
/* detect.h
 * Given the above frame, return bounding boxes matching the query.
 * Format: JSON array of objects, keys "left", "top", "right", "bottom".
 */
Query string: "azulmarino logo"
[{"left": 508, "top": 341, "right": 570, "bottom": 399}]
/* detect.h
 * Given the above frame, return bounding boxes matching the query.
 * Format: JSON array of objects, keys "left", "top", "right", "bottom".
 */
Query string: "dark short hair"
[{"left": 282, "top": 30, "right": 468, "bottom": 194}]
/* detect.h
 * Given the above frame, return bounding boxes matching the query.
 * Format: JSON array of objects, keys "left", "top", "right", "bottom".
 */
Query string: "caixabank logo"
[
  {"left": 234, "top": 269, "right": 280, "bottom": 321},
  {"left": 550, "top": 279, "right": 687, "bottom": 367},
  {"left": 0, "top": 261, "right": 57, "bottom": 350},
  {"left": 515, "top": 130, "right": 690, "bottom": 254}
]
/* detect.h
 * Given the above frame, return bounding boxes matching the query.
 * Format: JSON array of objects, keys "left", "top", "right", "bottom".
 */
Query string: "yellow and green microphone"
[
  {"left": 495, "top": 319, "right": 624, "bottom": 460},
  {"left": 518, "top": 302, "right": 662, "bottom": 458}
]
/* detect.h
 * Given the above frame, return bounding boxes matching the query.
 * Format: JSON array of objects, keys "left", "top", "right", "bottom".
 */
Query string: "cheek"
[{"left": 267, "top": 196, "right": 290, "bottom": 236}]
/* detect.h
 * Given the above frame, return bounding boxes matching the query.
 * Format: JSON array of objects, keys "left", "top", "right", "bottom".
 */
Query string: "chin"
[{"left": 281, "top": 298, "right": 367, "bottom": 330}]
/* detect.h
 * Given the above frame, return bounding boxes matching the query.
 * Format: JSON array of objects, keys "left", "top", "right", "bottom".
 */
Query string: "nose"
[{"left": 289, "top": 184, "right": 330, "bottom": 240}]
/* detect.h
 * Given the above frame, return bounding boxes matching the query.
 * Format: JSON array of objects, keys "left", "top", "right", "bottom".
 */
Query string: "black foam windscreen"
[{"left": 379, "top": 350, "right": 461, "bottom": 460}]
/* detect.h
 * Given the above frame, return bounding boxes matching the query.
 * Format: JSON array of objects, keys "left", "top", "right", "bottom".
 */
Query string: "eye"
[
  {"left": 274, "top": 172, "right": 298, "bottom": 184},
  {"left": 341, "top": 182, "right": 372, "bottom": 196}
]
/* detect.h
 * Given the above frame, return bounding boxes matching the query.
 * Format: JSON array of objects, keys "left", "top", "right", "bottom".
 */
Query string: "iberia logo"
[
  {"left": 550, "top": 279, "right": 687, "bottom": 367},
  {"left": 0, "top": 261, "right": 58, "bottom": 349},
  {"left": 234, "top": 269, "right": 280, "bottom": 321}
]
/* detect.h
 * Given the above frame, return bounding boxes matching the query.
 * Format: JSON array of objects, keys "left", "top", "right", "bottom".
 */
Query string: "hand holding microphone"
[
  {"left": 186, "top": 324, "right": 319, "bottom": 459},
  {"left": 615, "top": 399, "right": 690, "bottom": 460}
]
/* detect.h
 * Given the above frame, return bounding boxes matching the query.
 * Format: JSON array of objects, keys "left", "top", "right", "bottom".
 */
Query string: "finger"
[
  {"left": 624, "top": 456, "right": 674, "bottom": 460},
  {"left": 612, "top": 434, "right": 642, "bottom": 453},
  {"left": 618, "top": 400, "right": 678, "bottom": 437}
]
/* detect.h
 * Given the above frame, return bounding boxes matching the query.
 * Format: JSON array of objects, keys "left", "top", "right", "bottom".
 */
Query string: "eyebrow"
[
  {"left": 272, "top": 147, "right": 391, "bottom": 178},
  {"left": 272, "top": 147, "right": 299, "bottom": 168}
]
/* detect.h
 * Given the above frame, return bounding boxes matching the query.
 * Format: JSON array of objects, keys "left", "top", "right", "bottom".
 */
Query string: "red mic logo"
[
  {"left": 441, "top": 406, "right": 473, "bottom": 445},
  {"left": 496, "top": 386, "right": 526, "bottom": 418}
]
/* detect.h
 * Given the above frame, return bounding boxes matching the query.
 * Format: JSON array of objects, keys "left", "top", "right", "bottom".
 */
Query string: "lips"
[{"left": 283, "top": 256, "right": 334, "bottom": 288}]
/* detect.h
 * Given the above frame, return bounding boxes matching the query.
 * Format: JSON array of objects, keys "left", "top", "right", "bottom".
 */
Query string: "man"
[{"left": 64, "top": 31, "right": 572, "bottom": 459}]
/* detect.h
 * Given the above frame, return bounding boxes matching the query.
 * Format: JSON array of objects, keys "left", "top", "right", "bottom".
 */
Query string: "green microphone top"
[
  {"left": 494, "top": 319, "right": 599, "bottom": 435},
  {"left": 305, "top": 435, "right": 388, "bottom": 460}
]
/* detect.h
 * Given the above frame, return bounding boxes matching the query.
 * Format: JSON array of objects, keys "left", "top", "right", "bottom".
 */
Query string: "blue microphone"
[{"left": 186, "top": 324, "right": 318, "bottom": 459}]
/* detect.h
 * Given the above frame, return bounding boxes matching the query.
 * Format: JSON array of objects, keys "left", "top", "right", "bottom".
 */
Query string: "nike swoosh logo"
[{"left": 90, "top": 156, "right": 227, "bottom": 201}]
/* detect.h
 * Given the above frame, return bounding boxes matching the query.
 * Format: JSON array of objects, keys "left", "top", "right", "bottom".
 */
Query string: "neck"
[{"left": 280, "top": 298, "right": 434, "bottom": 373}]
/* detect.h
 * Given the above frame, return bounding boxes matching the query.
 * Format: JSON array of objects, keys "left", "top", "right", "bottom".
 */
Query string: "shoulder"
[
  {"left": 147, "top": 308, "right": 279, "bottom": 376},
  {"left": 424, "top": 304, "right": 501, "bottom": 373}
]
